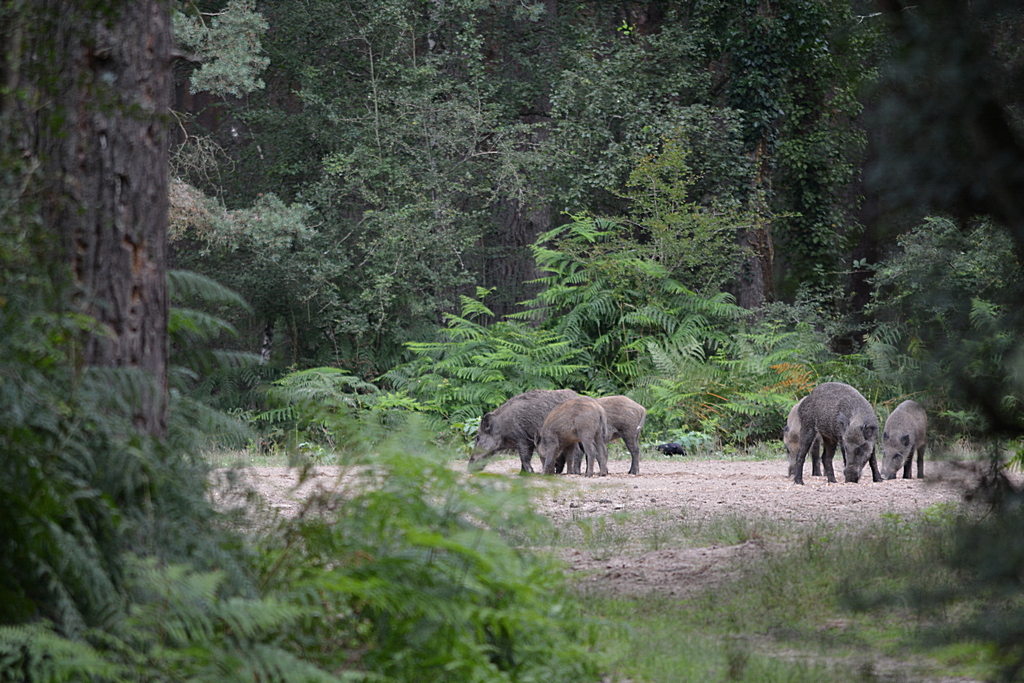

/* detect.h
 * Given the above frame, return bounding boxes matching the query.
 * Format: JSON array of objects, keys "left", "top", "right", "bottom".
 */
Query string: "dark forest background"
[{"left": 3, "top": 1, "right": 1024, "bottom": 680}]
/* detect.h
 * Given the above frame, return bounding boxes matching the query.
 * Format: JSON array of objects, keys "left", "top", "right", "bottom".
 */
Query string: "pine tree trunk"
[
  {"left": 35, "top": 1, "right": 172, "bottom": 436},
  {"left": 737, "top": 140, "right": 775, "bottom": 310}
]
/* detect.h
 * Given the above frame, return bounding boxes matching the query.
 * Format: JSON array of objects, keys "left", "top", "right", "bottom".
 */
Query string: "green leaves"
[
  {"left": 520, "top": 215, "right": 743, "bottom": 391},
  {"left": 384, "top": 290, "right": 588, "bottom": 424},
  {"left": 174, "top": 0, "right": 270, "bottom": 97},
  {"left": 253, "top": 426, "right": 600, "bottom": 681},
  {"left": 867, "top": 217, "right": 1024, "bottom": 435}
]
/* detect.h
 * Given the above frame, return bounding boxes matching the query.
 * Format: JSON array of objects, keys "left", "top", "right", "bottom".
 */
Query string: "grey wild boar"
[
  {"left": 599, "top": 395, "right": 646, "bottom": 475},
  {"left": 792, "top": 382, "right": 881, "bottom": 484},
  {"left": 562, "top": 395, "right": 647, "bottom": 475},
  {"left": 538, "top": 397, "right": 610, "bottom": 477},
  {"left": 784, "top": 398, "right": 823, "bottom": 478},
  {"left": 882, "top": 400, "right": 928, "bottom": 479},
  {"left": 469, "top": 389, "right": 580, "bottom": 472}
]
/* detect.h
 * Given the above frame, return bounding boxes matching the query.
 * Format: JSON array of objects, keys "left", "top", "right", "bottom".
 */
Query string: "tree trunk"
[
  {"left": 737, "top": 140, "right": 774, "bottom": 310},
  {"left": 33, "top": 0, "right": 172, "bottom": 436},
  {"left": 479, "top": 0, "right": 558, "bottom": 318},
  {"left": 260, "top": 319, "right": 274, "bottom": 365}
]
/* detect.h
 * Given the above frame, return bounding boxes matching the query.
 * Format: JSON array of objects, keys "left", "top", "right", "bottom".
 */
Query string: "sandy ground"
[
  {"left": 213, "top": 453, "right": 981, "bottom": 599},
  {"left": 210, "top": 454, "right": 996, "bottom": 682},
  {"left": 474, "top": 455, "right": 977, "bottom": 598}
]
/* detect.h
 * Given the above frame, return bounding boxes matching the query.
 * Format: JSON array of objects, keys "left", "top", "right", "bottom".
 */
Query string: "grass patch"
[
  {"left": 527, "top": 506, "right": 792, "bottom": 556},
  {"left": 585, "top": 594, "right": 834, "bottom": 682},
  {"left": 570, "top": 503, "right": 1005, "bottom": 681}
]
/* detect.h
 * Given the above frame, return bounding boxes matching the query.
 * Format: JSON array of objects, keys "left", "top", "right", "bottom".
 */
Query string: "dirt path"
[
  {"left": 218, "top": 454, "right": 973, "bottom": 599},
  {"left": 484, "top": 455, "right": 971, "bottom": 598}
]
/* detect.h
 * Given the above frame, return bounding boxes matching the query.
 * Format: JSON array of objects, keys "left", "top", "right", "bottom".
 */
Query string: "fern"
[
  {"left": 382, "top": 292, "right": 589, "bottom": 428},
  {"left": 253, "top": 421, "right": 601, "bottom": 681},
  {"left": 167, "top": 269, "right": 251, "bottom": 312},
  {"left": 0, "top": 624, "right": 115, "bottom": 682}
]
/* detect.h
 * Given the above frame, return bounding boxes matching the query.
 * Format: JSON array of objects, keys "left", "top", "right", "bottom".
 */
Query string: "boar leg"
[
  {"left": 792, "top": 426, "right": 819, "bottom": 485},
  {"left": 810, "top": 437, "right": 822, "bottom": 476},
  {"left": 916, "top": 444, "right": 925, "bottom": 479},
  {"left": 592, "top": 438, "right": 609, "bottom": 476},
  {"left": 902, "top": 451, "right": 913, "bottom": 479},
  {"left": 868, "top": 448, "right": 882, "bottom": 482},
  {"left": 570, "top": 445, "right": 584, "bottom": 475},
  {"left": 821, "top": 439, "right": 839, "bottom": 483},
  {"left": 624, "top": 432, "right": 641, "bottom": 475},
  {"left": 542, "top": 446, "right": 563, "bottom": 475},
  {"left": 517, "top": 443, "right": 535, "bottom": 473}
]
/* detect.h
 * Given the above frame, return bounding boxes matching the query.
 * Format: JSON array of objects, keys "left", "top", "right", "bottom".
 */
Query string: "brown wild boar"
[
  {"left": 882, "top": 400, "right": 928, "bottom": 479},
  {"left": 792, "top": 382, "right": 881, "bottom": 484},
  {"left": 538, "top": 397, "right": 610, "bottom": 477},
  {"left": 468, "top": 389, "right": 580, "bottom": 472},
  {"left": 561, "top": 395, "right": 647, "bottom": 475}
]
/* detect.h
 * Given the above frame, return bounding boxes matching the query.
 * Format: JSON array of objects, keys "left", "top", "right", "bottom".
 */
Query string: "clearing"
[{"left": 222, "top": 453, "right": 972, "bottom": 599}]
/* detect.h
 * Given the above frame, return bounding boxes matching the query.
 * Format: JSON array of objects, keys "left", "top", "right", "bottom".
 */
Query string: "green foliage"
[
  {"left": 0, "top": 624, "right": 116, "bottom": 682},
  {"left": 249, "top": 366, "right": 381, "bottom": 451},
  {"left": 1, "top": 275, "right": 597, "bottom": 681},
  {"left": 168, "top": 0, "right": 881, "bottom": 373},
  {"left": 173, "top": 0, "right": 270, "bottom": 97},
  {"left": 0, "top": 559, "right": 338, "bottom": 682},
  {"left": 545, "top": 12, "right": 711, "bottom": 212},
  {"left": 188, "top": 0, "right": 550, "bottom": 371},
  {"left": 518, "top": 216, "right": 742, "bottom": 393},
  {"left": 618, "top": 132, "right": 745, "bottom": 294},
  {"left": 383, "top": 287, "right": 588, "bottom": 425},
  {"left": 860, "top": 6, "right": 1024, "bottom": 677},
  {"left": 867, "top": 217, "right": 1024, "bottom": 434},
  {"left": 170, "top": 184, "right": 317, "bottom": 338},
  {"left": 0, "top": 250, "right": 252, "bottom": 653},
  {"left": 638, "top": 313, "right": 834, "bottom": 443},
  {"left": 251, "top": 416, "right": 601, "bottom": 681},
  {"left": 696, "top": 0, "right": 873, "bottom": 299}
]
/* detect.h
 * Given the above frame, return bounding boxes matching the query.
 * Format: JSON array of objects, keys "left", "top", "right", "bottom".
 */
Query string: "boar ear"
[
  {"left": 901, "top": 434, "right": 910, "bottom": 447},
  {"left": 480, "top": 413, "right": 492, "bottom": 431}
]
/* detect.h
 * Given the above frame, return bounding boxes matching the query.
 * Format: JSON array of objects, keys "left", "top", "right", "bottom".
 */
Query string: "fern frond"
[
  {"left": 167, "top": 269, "right": 251, "bottom": 311},
  {"left": 0, "top": 624, "right": 115, "bottom": 681}
]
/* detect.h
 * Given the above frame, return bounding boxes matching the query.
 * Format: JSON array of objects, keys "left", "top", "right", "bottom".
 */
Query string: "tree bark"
[
  {"left": 737, "top": 140, "right": 774, "bottom": 310},
  {"left": 33, "top": 1, "right": 172, "bottom": 436},
  {"left": 479, "top": 0, "right": 558, "bottom": 318},
  {"left": 260, "top": 319, "right": 274, "bottom": 365}
]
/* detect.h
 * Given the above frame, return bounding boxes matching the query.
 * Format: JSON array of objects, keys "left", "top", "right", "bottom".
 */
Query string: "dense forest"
[
  {"left": 2, "top": 0, "right": 1024, "bottom": 680},
  {"left": 163, "top": 0, "right": 1024, "bottom": 443}
]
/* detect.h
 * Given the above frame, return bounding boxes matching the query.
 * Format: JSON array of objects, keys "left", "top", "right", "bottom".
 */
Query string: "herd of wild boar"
[{"left": 469, "top": 382, "right": 928, "bottom": 484}]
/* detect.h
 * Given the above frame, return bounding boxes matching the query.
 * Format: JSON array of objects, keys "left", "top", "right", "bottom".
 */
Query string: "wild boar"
[
  {"left": 792, "top": 382, "right": 881, "bottom": 484},
  {"left": 538, "top": 397, "right": 610, "bottom": 477},
  {"left": 468, "top": 389, "right": 580, "bottom": 472},
  {"left": 557, "top": 395, "right": 643, "bottom": 475},
  {"left": 882, "top": 400, "right": 928, "bottom": 479},
  {"left": 784, "top": 398, "right": 823, "bottom": 478},
  {"left": 562, "top": 395, "right": 647, "bottom": 475},
  {"left": 599, "top": 395, "right": 646, "bottom": 475}
]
